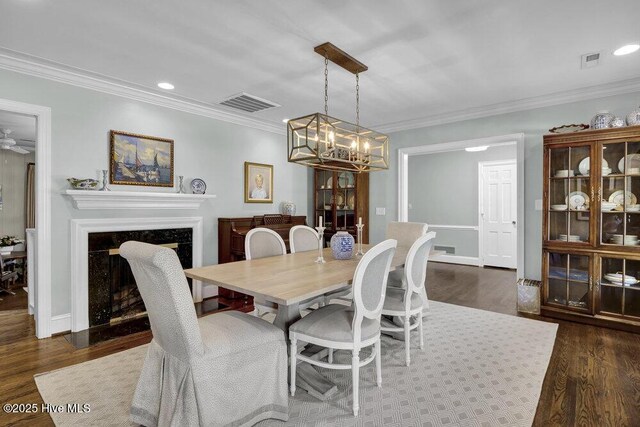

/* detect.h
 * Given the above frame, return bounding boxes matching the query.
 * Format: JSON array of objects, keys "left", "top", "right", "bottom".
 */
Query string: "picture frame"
[
  {"left": 109, "top": 130, "right": 174, "bottom": 187},
  {"left": 244, "top": 162, "right": 273, "bottom": 203}
]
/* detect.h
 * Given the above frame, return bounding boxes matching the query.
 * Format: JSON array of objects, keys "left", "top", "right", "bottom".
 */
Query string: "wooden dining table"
[{"left": 184, "top": 244, "right": 410, "bottom": 400}]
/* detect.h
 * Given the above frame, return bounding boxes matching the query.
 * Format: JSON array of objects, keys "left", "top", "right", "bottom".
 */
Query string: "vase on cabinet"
[
  {"left": 330, "top": 231, "right": 354, "bottom": 260},
  {"left": 280, "top": 201, "right": 296, "bottom": 216},
  {"left": 627, "top": 106, "right": 640, "bottom": 126},
  {"left": 590, "top": 111, "right": 615, "bottom": 129}
]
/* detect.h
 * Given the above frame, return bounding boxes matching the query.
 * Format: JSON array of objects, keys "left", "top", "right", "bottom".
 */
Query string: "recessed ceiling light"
[
  {"left": 157, "top": 82, "right": 175, "bottom": 90},
  {"left": 613, "top": 44, "right": 640, "bottom": 56},
  {"left": 465, "top": 146, "right": 489, "bottom": 152}
]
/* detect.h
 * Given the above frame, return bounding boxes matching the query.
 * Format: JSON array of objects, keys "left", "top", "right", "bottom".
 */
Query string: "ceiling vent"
[
  {"left": 581, "top": 52, "right": 601, "bottom": 69},
  {"left": 219, "top": 92, "right": 280, "bottom": 113}
]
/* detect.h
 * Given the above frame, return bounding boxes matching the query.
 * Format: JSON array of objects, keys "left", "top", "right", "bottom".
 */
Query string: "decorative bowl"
[
  {"left": 551, "top": 204, "right": 568, "bottom": 210},
  {"left": 626, "top": 106, "right": 640, "bottom": 126},
  {"left": 67, "top": 178, "right": 99, "bottom": 190},
  {"left": 555, "top": 170, "right": 574, "bottom": 177},
  {"left": 590, "top": 111, "right": 615, "bottom": 130},
  {"left": 611, "top": 117, "right": 625, "bottom": 128}
]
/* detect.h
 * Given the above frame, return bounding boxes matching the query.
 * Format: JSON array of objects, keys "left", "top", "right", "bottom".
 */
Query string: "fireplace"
[{"left": 87, "top": 228, "right": 193, "bottom": 328}]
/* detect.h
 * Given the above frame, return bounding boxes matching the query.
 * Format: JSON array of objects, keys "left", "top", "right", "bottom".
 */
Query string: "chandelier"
[{"left": 287, "top": 42, "right": 389, "bottom": 172}]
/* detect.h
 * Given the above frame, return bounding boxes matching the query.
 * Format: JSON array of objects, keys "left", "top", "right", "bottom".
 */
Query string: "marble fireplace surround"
[{"left": 70, "top": 217, "right": 203, "bottom": 332}]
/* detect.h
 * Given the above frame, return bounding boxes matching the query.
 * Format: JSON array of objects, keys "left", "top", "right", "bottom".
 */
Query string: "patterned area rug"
[{"left": 35, "top": 302, "right": 557, "bottom": 426}]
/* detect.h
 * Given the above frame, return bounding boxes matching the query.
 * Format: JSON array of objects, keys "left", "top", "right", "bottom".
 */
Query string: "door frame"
[
  {"left": 477, "top": 159, "right": 518, "bottom": 269},
  {"left": 397, "top": 132, "right": 525, "bottom": 279},
  {"left": 0, "top": 98, "right": 52, "bottom": 338}
]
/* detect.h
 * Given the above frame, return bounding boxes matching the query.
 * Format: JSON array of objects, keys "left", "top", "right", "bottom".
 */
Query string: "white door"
[{"left": 480, "top": 161, "right": 517, "bottom": 269}]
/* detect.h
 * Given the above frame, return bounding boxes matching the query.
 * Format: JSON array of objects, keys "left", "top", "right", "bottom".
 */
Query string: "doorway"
[
  {"left": 398, "top": 133, "right": 525, "bottom": 278},
  {"left": 479, "top": 160, "right": 517, "bottom": 269},
  {"left": 0, "top": 98, "right": 52, "bottom": 338}
]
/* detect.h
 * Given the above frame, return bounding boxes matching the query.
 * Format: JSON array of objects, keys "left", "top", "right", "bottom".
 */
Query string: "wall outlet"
[
  {"left": 376, "top": 207, "right": 386, "bottom": 216},
  {"left": 535, "top": 199, "right": 542, "bottom": 211}
]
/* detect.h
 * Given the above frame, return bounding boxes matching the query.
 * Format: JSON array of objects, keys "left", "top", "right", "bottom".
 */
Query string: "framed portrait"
[
  {"left": 110, "top": 130, "right": 174, "bottom": 187},
  {"left": 244, "top": 162, "right": 273, "bottom": 203}
]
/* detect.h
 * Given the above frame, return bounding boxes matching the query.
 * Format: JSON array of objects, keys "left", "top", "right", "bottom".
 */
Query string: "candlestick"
[
  {"left": 315, "top": 226, "right": 326, "bottom": 264},
  {"left": 318, "top": 215, "right": 323, "bottom": 228},
  {"left": 356, "top": 222, "right": 365, "bottom": 257}
]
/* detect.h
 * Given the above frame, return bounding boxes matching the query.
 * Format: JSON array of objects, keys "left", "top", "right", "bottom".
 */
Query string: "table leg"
[{"left": 274, "top": 303, "right": 338, "bottom": 401}]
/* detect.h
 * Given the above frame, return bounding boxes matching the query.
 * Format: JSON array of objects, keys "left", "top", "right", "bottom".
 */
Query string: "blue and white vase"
[
  {"left": 280, "top": 201, "right": 296, "bottom": 216},
  {"left": 330, "top": 231, "right": 354, "bottom": 260},
  {"left": 590, "top": 111, "right": 614, "bottom": 129},
  {"left": 627, "top": 106, "right": 640, "bottom": 126}
]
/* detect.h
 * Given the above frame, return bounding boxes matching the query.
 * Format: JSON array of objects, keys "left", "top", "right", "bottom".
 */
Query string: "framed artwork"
[
  {"left": 244, "top": 162, "right": 273, "bottom": 203},
  {"left": 110, "top": 130, "right": 174, "bottom": 187}
]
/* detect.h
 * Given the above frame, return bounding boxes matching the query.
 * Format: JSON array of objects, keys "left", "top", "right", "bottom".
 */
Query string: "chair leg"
[
  {"left": 290, "top": 337, "right": 297, "bottom": 397},
  {"left": 352, "top": 349, "right": 360, "bottom": 416},
  {"left": 419, "top": 313, "right": 424, "bottom": 350},
  {"left": 404, "top": 317, "right": 411, "bottom": 367},
  {"left": 375, "top": 340, "right": 382, "bottom": 388},
  {"left": 328, "top": 348, "right": 334, "bottom": 364}
]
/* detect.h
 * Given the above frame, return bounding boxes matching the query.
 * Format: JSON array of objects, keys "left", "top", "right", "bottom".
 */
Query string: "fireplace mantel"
[{"left": 64, "top": 190, "right": 216, "bottom": 210}]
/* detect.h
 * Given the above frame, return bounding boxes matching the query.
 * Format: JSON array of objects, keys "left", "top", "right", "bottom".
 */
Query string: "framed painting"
[
  {"left": 244, "top": 162, "right": 273, "bottom": 203},
  {"left": 110, "top": 130, "right": 174, "bottom": 187}
]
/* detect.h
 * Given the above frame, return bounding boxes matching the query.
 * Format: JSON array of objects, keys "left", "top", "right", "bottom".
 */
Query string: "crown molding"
[
  {"left": 0, "top": 48, "right": 285, "bottom": 135},
  {"left": 375, "top": 77, "right": 640, "bottom": 134}
]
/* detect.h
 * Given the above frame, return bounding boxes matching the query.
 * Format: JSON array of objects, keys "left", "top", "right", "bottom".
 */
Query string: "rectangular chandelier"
[{"left": 287, "top": 113, "right": 389, "bottom": 172}]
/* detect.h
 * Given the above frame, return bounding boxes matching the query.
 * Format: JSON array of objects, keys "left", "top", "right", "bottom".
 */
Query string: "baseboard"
[
  {"left": 50, "top": 313, "right": 71, "bottom": 335},
  {"left": 430, "top": 254, "right": 480, "bottom": 266}
]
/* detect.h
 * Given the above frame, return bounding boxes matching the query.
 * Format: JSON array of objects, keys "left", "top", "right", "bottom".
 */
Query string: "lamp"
[{"left": 287, "top": 43, "right": 389, "bottom": 172}]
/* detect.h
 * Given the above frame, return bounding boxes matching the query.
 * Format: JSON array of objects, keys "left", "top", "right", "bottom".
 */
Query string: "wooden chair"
[{"left": 0, "top": 256, "right": 17, "bottom": 296}]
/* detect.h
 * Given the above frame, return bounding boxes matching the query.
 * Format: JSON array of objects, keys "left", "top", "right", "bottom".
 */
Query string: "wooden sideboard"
[{"left": 218, "top": 214, "right": 307, "bottom": 300}]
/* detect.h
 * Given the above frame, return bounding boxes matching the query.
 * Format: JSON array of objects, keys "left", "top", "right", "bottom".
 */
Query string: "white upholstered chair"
[
  {"left": 289, "top": 225, "right": 318, "bottom": 253},
  {"left": 119, "top": 241, "right": 288, "bottom": 426},
  {"left": 245, "top": 227, "right": 287, "bottom": 316},
  {"left": 289, "top": 239, "right": 398, "bottom": 416},
  {"left": 385, "top": 221, "right": 428, "bottom": 286},
  {"left": 380, "top": 232, "right": 436, "bottom": 366}
]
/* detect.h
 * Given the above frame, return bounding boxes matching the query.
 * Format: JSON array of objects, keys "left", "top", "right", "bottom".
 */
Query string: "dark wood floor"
[
  {"left": 1, "top": 263, "right": 639, "bottom": 426},
  {"left": 0, "top": 283, "right": 28, "bottom": 311}
]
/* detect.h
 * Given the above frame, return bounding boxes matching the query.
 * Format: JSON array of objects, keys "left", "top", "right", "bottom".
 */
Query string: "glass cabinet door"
[
  {"left": 599, "top": 257, "right": 640, "bottom": 319},
  {"left": 600, "top": 140, "right": 640, "bottom": 246},
  {"left": 335, "top": 171, "right": 356, "bottom": 231},
  {"left": 547, "top": 145, "right": 591, "bottom": 243},
  {"left": 315, "top": 170, "right": 334, "bottom": 228},
  {"left": 545, "top": 251, "right": 591, "bottom": 311}
]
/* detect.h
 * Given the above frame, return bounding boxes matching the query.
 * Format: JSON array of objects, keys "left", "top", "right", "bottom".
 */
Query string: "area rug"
[{"left": 35, "top": 302, "right": 557, "bottom": 426}]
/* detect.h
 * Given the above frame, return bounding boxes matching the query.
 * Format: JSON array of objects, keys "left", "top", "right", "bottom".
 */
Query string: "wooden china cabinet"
[
  {"left": 313, "top": 169, "right": 369, "bottom": 244},
  {"left": 542, "top": 125, "right": 640, "bottom": 332}
]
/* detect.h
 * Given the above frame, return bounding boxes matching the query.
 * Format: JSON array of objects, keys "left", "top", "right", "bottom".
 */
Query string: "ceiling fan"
[{"left": 0, "top": 128, "right": 31, "bottom": 154}]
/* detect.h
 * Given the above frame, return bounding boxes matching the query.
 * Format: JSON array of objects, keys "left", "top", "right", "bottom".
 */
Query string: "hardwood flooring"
[
  {"left": 0, "top": 263, "right": 639, "bottom": 426},
  {"left": 0, "top": 284, "right": 28, "bottom": 312}
]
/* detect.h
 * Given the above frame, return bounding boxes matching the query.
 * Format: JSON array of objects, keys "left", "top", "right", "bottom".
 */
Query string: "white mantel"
[{"left": 64, "top": 189, "right": 216, "bottom": 210}]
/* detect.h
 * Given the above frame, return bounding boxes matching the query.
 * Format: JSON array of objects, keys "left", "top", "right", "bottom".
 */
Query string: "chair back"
[
  {"left": 119, "top": 241, "right": 204, "bottom": 361},
  {"left": 385, "top": 221, "right": 428, "bottom": 248},
  {"left": 245, "top": 227, "right": 287, "bottom": 260},
  {"left": 351, "top": 239, "right": 397, "bottom": 343},
  {"left": 289, "top": 225, "right": 318, "bottom": 253},
  {"left": 405, "top": 232, "right": 436, "bottom": 297}
]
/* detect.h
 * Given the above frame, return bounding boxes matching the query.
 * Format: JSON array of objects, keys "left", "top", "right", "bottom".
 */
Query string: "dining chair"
[
  {"left": 380, "top": 232, "right": 435, "bottom": 366},
  {"left": 289, "top": 239, "right": 397, "bottom": 416},
  {"left": 119, "top": 241, "right": 289, "bottom": 426},
  {"left": 0, "top": 256, "right": 17, "bottom": 296},
  {"left": 289, "top": 225, "right": 318, "bottom": 253}
]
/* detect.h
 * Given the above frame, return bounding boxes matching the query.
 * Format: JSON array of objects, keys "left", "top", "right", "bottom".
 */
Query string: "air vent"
[
  {"left": 434, "top": 245, "right": 455, "bottom": 255},
  {"left": 219, "top": 92, "right": 280, "bottom": 113},
  {"left": 581, "top": 52, "right": 600, "bottom": 69}
]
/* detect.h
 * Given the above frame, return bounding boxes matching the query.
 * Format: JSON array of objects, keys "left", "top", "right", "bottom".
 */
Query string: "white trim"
[
  {"left": 430, "top": 254, "right": 480, "bottom": 267},
  {"left": 0, "top": 98, "right": 52, "bottom": 339},
  {"left": 64, "top": 190, "right": 216, "bottom": 210},
  {"left": 376, "top": 77, "right": 640, "bottom": 133},
  {"left": 0, "top": 48, "right": 284, "bottom": 135},
  {"left": 428, "top": 224, "right": 479, "bottom": 231},
  {"left": 478, "top": 159, "right": 518, "bottom": 269},
  {"left": 50, "top": 314, "right": 71, "bottom": 335},
  {"left": 70, "top": 216, "right": 204, "bottom": 332},
  {"left": 398, "top": 133, "right": 524, "bottom": 279}
]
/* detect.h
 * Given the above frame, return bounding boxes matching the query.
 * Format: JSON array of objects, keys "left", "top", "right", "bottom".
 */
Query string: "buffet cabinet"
[
  {"left": 313, "top": 169, "right": 369, "bottom": 244},
  {"left": 542, "top": 126, "right": 640, "bottom": 332}
]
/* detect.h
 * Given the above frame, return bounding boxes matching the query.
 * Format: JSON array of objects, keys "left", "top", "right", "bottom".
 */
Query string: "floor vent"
[
  {"left": 219, "top": 92, "right": 280, "bottom": 113},
  {"left": 434, "top": 245, "right": 455, "bottom": 254}
]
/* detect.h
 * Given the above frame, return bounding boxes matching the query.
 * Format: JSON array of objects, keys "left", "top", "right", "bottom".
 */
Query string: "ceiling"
[
  {"left": 1, "top": 1, "right": 640, "bottom": 132},
  {"left": 0, "top": 110, "right": 36, "bottom": 150}
]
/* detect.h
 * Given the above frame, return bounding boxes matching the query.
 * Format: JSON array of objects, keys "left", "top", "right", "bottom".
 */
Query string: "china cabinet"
[
  {"left": 542, "top": 125, "right": 640, "bottom": 332},
  {"left": 313, "top": 170, "right": 369, "bottom": 244}
]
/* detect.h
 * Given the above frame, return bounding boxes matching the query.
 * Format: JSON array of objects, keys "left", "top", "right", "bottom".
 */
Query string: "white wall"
[
  {"left": 367, "top": 91, "right": 640, "bottom": 280},
  {"left": 0, "top": 69, "right": 308, "bottom": 317},
  {"left": 0, "top": 149, "right": 35, "bottom": 239},
  {"left": 408, "top": 144, "right": 516, "bottom": 257}
]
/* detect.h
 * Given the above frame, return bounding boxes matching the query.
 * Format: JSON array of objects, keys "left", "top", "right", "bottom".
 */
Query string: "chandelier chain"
[
  {"left": 355, "top": 72, "right": 360, "bottom": 129},
  {"left": 324, "top": 54, "right": 329, "bottom": 116}
]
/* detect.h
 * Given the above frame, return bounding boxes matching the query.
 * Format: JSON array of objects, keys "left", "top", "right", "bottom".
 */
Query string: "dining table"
[{"left": 184, "top": 244, "right": 410, "bottom": 400}]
